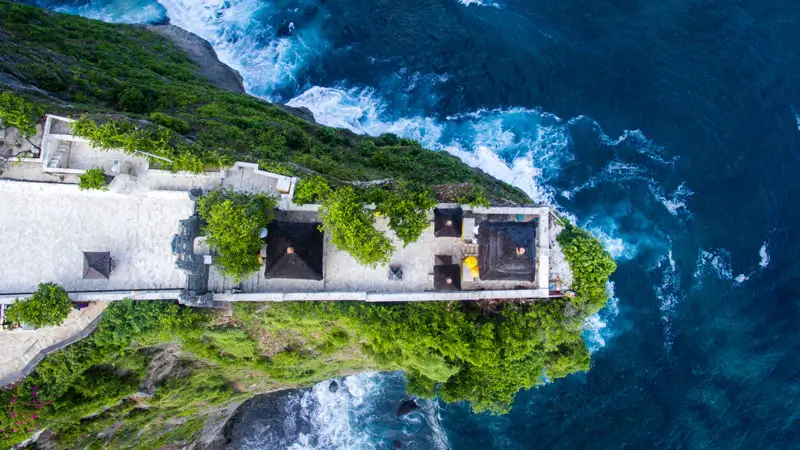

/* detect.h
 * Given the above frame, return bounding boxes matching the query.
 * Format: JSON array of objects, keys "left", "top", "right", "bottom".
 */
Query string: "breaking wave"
[
  {"left": 759, "top": 241, "right": 770, "bottom": 268},
  {"left": 235, "top": 373, "right": 450, "bottom": 450},
  {"left": 155, "top": 0, "right": 329, "bottom": 98},
  {"left": 50, "top": 0, "right": 167, "bottom": 23}
]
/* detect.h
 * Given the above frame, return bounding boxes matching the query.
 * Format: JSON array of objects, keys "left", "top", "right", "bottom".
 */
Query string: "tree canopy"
[
  {"left": 5, "top": 283, "right": 72, "bottom": 328},
  {"left": 77, "top": 167, "right": 108, "bottom": 191},
  {"left": 196, "top": 189, "right": 277, "bottom": 281},
  {"left": 318, "top": 186, "right": 394, "bottom": 267}
]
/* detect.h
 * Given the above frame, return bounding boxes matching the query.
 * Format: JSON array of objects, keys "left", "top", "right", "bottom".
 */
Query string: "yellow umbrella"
[{"left": 463, "top": 256, "right": 478, "bottom": 269}]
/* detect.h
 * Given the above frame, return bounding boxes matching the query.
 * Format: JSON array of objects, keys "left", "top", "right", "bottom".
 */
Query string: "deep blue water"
[{"left": 17, "top": 0, "right": 800, "bottom": 448}]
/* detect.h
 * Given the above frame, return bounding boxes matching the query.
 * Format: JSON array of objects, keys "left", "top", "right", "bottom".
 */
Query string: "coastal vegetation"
[
  {"left": 0, "top": 91, "right": 43, "bottom": 138},
  {"left": 4, "top": 282, "right": 72, "bottom": 328},
  {"left": 77, "top": 167, "right": 108, "bottom": 191},
  {"left": 0, "top": 2, "right": 618, "bottom": 448},
  {"left": 0, "top": 225, "right": 615, "bottom": 446},
  {"left": 196, "top": 189, "right": 277, "bottom": 281},
  {"left": 319, "top": 186, "right": 395, "bottom": 266}
]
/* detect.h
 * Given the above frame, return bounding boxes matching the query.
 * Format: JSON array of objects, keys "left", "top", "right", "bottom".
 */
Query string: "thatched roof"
[
  {"left": 477, "top": 221, "right": 536, "bottom": 281},
  {"left": 434, "top": 208, "right": 463, "bottom": 238},
  {"left": 265, "top": 221, "right": 324, "bottom": 280},
  {"left": 434, "top": 264, "right": 461, "bottom": 291},
  {"left": 83, "top": 251, "right": 111, "bottom": 279}
]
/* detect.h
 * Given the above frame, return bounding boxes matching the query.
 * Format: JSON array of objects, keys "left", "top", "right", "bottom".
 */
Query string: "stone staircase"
[{"left": 46, "top": 142, "right": 69, "bottom": 169}]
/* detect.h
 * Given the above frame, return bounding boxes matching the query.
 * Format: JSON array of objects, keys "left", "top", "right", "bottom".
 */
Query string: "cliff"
[{"left": 0, "top": 2, "right": 616, "bottom": 449}]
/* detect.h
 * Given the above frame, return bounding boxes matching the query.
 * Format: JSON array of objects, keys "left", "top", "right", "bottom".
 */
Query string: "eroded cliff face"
[
  {"left": 145, "top": 25, "right": 246, "bottom": 94},
  {"left": 144, "top": 25, "right": 318, "bottom": 124}
]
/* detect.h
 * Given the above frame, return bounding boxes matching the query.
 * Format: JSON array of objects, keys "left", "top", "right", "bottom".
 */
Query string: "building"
[{"left": 1, "top": 115, "right": 572, "bottom": 307}]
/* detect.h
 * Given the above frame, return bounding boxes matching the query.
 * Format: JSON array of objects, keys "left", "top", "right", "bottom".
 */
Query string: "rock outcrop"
[{"left": 145, "top": 25, "right": 246, "bottom": 94}]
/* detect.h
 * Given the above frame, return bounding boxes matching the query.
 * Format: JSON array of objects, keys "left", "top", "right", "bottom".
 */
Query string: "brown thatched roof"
[
  {"left": 265, "top": 221, "right": 324, "bottom": 280},
  {"left": 434, "top": 208, "right": 463, "bottom": 238},
  {"left": 83, "top": 251, "right": 111, "bottom": 279},
  {"left": 477, "top": 221, "right": 536, "bottom": 281}
]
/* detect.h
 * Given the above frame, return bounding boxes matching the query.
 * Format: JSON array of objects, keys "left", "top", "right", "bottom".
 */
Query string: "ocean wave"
[
  {"left": 648, "top": 181, "right": 694, "bottom": 217},
  {"left": 458, "top": 0, "right": 501, "bottom": 8},
  {"left": 759, "top": 241, "right": 770, "bottom": 268},
  {"left": 694, "top": 248, "right": 734, "bottom": 285},
  {"left": 655, "top": 250, "right": 683, "bottom": 349},
  {"left": 156, "top": 0, "right": 329, "bottom": 98},
  {"left": 51, "top": 0, "right": 167, "bottom": 23},
  {"left": 583, "top": 282, "right": 619, "bottom": 353},
  {"left": 237, "top": 372, "right": 450, "bottom": 449},
  {"left": 288, "top": 86, "right": 572, "bottom": 204}
]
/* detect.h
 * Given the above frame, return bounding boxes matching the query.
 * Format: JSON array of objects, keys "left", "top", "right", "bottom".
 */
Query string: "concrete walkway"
[{"left": 0, "top": 302, "right": 107, "bottom": 385}]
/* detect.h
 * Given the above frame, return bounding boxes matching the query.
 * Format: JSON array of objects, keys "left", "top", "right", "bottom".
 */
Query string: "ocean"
[{"left": 17, "top": 0, "right": 800, "bottom": 448}]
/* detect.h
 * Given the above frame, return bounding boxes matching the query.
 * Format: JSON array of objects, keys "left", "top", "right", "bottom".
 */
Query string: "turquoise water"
[{"left": 18, "top": 0, "right": 800, "bottom": 447}]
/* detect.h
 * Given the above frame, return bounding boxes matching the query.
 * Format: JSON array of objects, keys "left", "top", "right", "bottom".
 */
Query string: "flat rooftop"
[
  {"left": 207, "top": 206, "right": 552, "bottom": 300},
  {"left": 0, "top": 181, "right": 193, "bottom": 295}
]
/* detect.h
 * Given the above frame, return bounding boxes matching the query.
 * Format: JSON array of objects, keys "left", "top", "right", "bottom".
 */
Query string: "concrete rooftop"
[{"left": 0, "top": 180, "right": 193, "bottom": 295}]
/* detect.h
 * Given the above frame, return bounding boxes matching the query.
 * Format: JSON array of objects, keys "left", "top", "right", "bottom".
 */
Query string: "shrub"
[
  {"left": 197, "top": 189, "right": 277, "bottom": 281},
  {"left": 557, "top": 223, "right": 617, "bottom": 314},
  {"left": 116, "top": 84, "right": 153, "bottom": 114},
  {"left": 375, "top": 185, "right": 436, "bottom": 246},
  {"left": 0, "top": 91, "right": 43, "bottom": 137},
  {"left": 293, "top": 176, "right": 332, "bottom": 205},
  {"left": 319, "top": 186, "right": 393, "bottom": 267},
  {"left": 149, "top": 112, "right": 190, "bottom": 133},
  {"left": 5, "top": 283, "right": 72, "bottom": 328},
  {"left": 78, "top": 167, "right": 108, "bottom": 190}
]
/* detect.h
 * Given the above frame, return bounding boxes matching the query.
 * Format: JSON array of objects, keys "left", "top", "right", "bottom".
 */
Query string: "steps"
[{"left": 46, "top": 143, "right": 69, "bottom": 169}]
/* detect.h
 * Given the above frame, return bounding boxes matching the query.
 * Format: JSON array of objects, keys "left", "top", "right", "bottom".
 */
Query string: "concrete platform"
[
  {"left": 0, "top": 180, "right": 193, "bottom": 295},
  {"left": 0, "top": 302, "right": 107, "bottom": 385}
]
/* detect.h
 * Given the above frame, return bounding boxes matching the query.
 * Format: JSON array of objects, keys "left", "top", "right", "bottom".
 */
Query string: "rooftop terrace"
[{"left": 0, "top": 115, "right": 569, "bottom": 305}]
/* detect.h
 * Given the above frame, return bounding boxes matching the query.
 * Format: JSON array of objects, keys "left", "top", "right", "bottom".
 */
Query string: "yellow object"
[
  {"left": 463, "top": 256, "right": 478, "bottom": 269},
  {"left": 470, "top": 267, "right": 480, "bottom": 278},
  {"left": 375, "top": 211, "right": 382, "bottom": 217}
]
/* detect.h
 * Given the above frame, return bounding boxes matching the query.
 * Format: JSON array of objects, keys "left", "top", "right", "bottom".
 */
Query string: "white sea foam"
[
  {"left": 53, "top": 0, "right": 167, "bottom": 23},
  {"left": 759, "top": 241, "right": 770, "bottom": 268},
  {"left": 458, "top": 0, "right": 501, "bottom": 8},
  {"left": 583, "top": 282, "right": 619, "bottom": 353},
  {"left": 288, "top": 86, "right": 573, "bottom": 204},
  {"left": 793, "top": 106, "right": 800, "bottom": 131},
  {"left": 694, "top": 248, "right": 734, "bottom": 284},
  {"left": 155, "top": 0, "right": 329, "bottom": 98},
  {"left": 654, "top": 250, "right": 682, "bottom": 349},
  {"left": 648, "top": 181, "right": 694, "bottom": 217},
  {"left": 598, "top": 128, "right": 678, "bottom": 166}
]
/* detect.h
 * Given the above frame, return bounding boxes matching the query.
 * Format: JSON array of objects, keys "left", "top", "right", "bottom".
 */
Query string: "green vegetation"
[
  {"left": 292, "top": 175, "right": 333, "bottom": 205},
  {"left": 319, "top": 186, "right": 394, "bottom": 267},
  {"left": 295, "top": 176, "right": 437, "bottom": 263},
  {"left": 557, "top": 223, "right": 618, "bottom": 315},
  {"left": 196, "top": 189, "right": 277, "bottom": 281},
  {"left": 5, "top": 283, "right": 72, "bottom": 328},
  {"left": 0, "top": 0, "right": 527, "bottom": 202},
  {"left": 77, "top": 167, "right": 108, "bottom": 190},
  {"left": 370, "top": 184, "right": 437, "bottom": 246},
  {"left": 0, "top": 222, "right": 614, "bottom": 446},
  {"left": 0, "top": 91, "right": 43, "bottom": 137}
]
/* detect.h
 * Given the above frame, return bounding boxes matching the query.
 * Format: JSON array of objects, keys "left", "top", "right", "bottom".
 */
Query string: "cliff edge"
[{"left": 146, "top": 25, "right": 246, "bottom": 94}]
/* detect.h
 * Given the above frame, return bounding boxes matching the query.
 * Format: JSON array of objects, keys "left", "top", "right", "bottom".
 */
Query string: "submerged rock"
[
  {"left": 397, "top": 398, "right": 419, "bottom": 416},
  {"left": 329, "top": 380, "right": 339, "bottom": 393}
]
